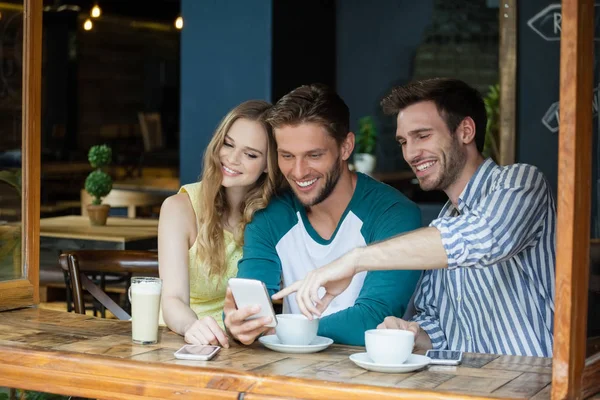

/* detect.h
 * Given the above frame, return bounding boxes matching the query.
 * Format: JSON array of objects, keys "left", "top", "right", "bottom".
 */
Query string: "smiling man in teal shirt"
[{"left": 223, "top": 84, "right": 422, "bottom": 346}]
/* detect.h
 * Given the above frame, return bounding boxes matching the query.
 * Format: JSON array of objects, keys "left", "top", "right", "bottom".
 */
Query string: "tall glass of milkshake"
[{"left": 129, "top": 277, "right": 162, "bottom": 344}]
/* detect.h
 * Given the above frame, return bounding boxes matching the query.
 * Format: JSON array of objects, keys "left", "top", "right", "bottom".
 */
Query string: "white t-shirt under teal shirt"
[{"left": 238, "top": 172, "right": 423, "bottom": 346}]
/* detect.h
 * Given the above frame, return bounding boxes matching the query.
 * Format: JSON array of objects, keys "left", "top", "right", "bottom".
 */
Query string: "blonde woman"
[{"left": 159, "top": 100, "right": 280, "bottom": 348}]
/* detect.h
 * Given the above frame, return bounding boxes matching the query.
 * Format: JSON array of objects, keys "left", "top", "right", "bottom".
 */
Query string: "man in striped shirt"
[{"left": 274, "top": 78, "right": 556, "bottom": 357}]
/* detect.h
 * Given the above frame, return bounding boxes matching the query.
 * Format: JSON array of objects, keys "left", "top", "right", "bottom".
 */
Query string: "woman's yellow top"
[{"left": 160, "top": 182, "right": 241, "bottom": 329}]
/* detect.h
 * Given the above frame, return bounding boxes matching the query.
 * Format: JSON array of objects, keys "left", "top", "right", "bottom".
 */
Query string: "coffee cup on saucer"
[
  {"left": 365, "top": 329, "right": 414, "bottom": 364},
  {"left": 275, "top": 314, "right": 319, "bottom": 345}
]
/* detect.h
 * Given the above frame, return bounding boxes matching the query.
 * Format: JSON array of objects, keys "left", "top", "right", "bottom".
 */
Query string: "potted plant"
[
  {"left": 84, "top": 144, "right": 113, "bottom": 226},
  {"left": 354, "top": 116, "right": 378, "bottom": 175},
  {"left": 483, "top": 83, "right": 500, "bottom": 162}
]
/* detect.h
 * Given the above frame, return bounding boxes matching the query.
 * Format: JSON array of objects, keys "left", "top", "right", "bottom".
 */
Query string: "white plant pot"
[{"left": 354, "top": 153, "right": 376, "bottom": 175}]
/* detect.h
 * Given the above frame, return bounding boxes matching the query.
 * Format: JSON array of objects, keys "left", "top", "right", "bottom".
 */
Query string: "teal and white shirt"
[{"left": 238, "top": 173, "right": 423, "bottom": 345}]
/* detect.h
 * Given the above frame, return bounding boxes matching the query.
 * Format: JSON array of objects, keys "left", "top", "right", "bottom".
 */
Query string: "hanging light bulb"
[
  {"left": 175, "top": 16, "right": 183, "bottom": 30},
  {"left": 83, "top": 18, "right": 93, "bottom": 31},
  {"left": 91, "top": 4, "right": 101, "bottom": 18}
]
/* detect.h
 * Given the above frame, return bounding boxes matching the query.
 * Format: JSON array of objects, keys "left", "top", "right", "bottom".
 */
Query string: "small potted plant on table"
[
  {"left": 84, "top": 144, "right": 113, "bottom": 226},
  {"left": 354, "top": 116, "right": 378, "bottom": 175}
]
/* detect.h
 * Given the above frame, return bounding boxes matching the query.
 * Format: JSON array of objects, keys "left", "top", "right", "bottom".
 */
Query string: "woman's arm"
[
  {"left": 159, "top": 192, "right": 230, "bottom": 347},
  {"left": 158, "top": 193, "right": 199, "bottom": 335}
]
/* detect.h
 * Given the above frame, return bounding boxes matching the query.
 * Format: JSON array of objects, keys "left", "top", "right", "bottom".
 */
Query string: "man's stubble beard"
[{"left": 295, "top": 156, "right": 343, "bottom": 208}]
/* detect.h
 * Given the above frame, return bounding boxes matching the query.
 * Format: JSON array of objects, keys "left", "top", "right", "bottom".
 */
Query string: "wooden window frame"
[
  {"left": 499, "top": 0, "right": 517, "bottom": 166},
  {"left": 0, "top": 0, "right": 42, "bottom": 311},
  {"left": 552, "top": 0, "right": 600, "bottom": 399},
  {"left": 0, "top": 0, "right": 599, "bottom": 398}
]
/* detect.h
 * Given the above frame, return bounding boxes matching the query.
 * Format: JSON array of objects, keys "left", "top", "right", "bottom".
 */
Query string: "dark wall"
[
  {"left": 42, "top": 10, "right": 78, "bottom": 158},
  {"left": 179, "top": 0, "right": 273, "bottom": 185},
  {"left": 271, "top": 1, "right": 336, "bottom": 102},
  {"left": 76, "top": 20, "right": 179, "bottom": 153},
  {"left": 518, "top": 2, "right": 600, "bottom": 238},
  {"left": 516, "top": 0, "right": 561, "bottom": 195},
  {"left": 335, "top": 0, "right": 434, "bottom": 172}
]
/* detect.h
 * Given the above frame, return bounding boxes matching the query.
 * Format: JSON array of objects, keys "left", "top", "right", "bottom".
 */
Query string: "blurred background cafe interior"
[{"left": 0, "top": 0, "right": 599, "bottom": 399}]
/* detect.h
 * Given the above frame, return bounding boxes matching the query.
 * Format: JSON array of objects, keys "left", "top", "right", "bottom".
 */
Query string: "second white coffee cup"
[
  {"left": 365, "top": 329, "right": 414, "bottom": 364},
  {"left": 275, "top": 314, "right": 319, "bottom": 345}
]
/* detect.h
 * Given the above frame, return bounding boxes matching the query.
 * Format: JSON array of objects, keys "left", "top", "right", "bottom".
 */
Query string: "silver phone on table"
[{"left": 425, "top": 349, "right": 463, "bottom": 365}]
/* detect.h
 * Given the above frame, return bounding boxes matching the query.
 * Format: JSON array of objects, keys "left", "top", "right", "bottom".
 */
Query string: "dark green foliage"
[
  {"left": 0, "top": 169, "right": 21, "bottom": 196},
  {"left": 355, "top": 116, "right": 377, "bottom": 154},
  {"left": 85, "top": 144, "right": 113, "bottom": 204},
  {"left": 84, "top": 170, "right": 112, "bottom": 205},
  {"left": 87, "top": 144, "right": 112, "bottom": 169},
  {"left": 0, "top": 389, "right": 69, "bottom": 400},
  {"left": 483, "top": 83, "right": 499, "bottom": 161}
]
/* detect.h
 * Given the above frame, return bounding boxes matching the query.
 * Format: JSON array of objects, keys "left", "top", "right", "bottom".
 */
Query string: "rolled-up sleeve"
[
  {"left": 430, "top": 165, "right": 549, "bottom": 270},
  {"left": 410, "top": 270, "right": 448, "bottom": 349}
]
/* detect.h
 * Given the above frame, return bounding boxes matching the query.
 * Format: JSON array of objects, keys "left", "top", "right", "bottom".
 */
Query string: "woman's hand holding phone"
[{"left": 183, "top": 316, "right": 230, "bottom": 348}]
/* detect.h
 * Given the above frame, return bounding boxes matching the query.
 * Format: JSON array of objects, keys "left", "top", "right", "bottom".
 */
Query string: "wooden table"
[
  {"left": 40, "top": 215, "right": 159, "bottom": 251},
  {"left": 0, "top": 308, "right": 553, "bottom": 399},
  {"left": 112, "top": 176, "right": 180, "bottom": 196},
  {"left": 39, "top": 216, "right": 159, "bottom": 300}
]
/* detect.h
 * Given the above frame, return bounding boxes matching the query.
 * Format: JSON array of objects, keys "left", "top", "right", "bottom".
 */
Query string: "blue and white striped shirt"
[{"left": 412, "top": 159, "right": 556, "bottom": 357}]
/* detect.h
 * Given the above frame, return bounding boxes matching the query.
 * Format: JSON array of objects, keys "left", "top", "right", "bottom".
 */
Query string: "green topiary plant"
[
  {"left": 84, "top": 144, "right": 112, "bottom": 205},
  {"left": 483, "top": 83, "right": 500, "bottom": 161},
  {"left": 355, "top": 116, "right": 378, "bottom": 154}
]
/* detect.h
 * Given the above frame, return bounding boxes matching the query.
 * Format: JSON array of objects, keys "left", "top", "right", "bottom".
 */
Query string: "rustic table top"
[
  {"left": 112, "top": 177, "right": 180, "bottom": 194},
  {"left": 39, "top": 215, "right": 159, "bottom": 242},
  {"left": 0, "top": 308, "right": 552, "bottom": 399}
]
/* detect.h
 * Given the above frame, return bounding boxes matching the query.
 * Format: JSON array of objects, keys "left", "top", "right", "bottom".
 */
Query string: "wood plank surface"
[
  {"left": 0, "top": 308, "right": 552, "bottom": 399},
  {"left": 0, "top": 280, "right": 34, "bottom": 312},
  {"left": 112, "top": 177, "right": 180, "bottom": 193},
  {"left": 39, "top": 215, "right": 159, "bottom": 242},
  {"left": 552, "top": 0, "right": 595, "bottom": 399}
]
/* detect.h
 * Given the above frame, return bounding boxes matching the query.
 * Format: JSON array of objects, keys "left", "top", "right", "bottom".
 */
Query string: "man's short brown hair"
[
  {"left": 381, "top": 78, "right": 487, "bottom": 153},
  {"left": 265, "top": 84, "right": 350, "bottom": 145}
]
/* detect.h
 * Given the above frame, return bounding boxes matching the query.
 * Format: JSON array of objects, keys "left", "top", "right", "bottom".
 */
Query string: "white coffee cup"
[
  {"left": 365, "top": 329, "right": 414, "bottom": 364},
  {"left": 128, "top": 277, "right": 162, "bottom": 345},
  {"left": 275, "top": 314, "right": 319, "bottom": 345}
]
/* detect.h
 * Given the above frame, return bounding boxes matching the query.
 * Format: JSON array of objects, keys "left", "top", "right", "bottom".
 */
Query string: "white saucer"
[
  {"left": 258, "top": 335, "right": 333, "bottom": 354},
  {"left": 349, "top": 353, "right": 431, "bottom": 373}
]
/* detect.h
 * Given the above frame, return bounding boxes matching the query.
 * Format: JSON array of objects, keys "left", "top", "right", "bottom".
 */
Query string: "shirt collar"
[{"left": 455, "top": 158, "right": 498, "bottom": 213}]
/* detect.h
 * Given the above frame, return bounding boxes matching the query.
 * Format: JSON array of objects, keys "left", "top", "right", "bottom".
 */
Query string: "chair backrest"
[
  {"left": 80, "top": 189, "right": 167, "bottom": 218},
  {"left": 138, "top": 112, "right": 163, "bottom": 152},
  {"left": 58, "top": 250, "right": 159, "bottom": 320}
]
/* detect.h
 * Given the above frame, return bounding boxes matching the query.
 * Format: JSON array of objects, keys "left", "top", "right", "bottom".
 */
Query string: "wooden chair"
[
  {"left": 58, "top": 250, "right": 159, "bottom": 320},
  {"left": 137, "top": 112, "right": 163, "bottom": 152}
]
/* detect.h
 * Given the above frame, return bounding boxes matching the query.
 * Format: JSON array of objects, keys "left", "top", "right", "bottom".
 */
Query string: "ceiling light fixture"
[
  {"left": 91, "top": 4, "right": 101, "bottom": 18},
  {"left": 175, "top": 16, "right": 183, "bottom": 30},
  {"left": 83, "top": 18, "right": 93, "bottom": 31}
]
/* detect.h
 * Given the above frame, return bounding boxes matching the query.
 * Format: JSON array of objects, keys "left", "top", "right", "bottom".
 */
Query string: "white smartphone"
[
  {"left": 425, "top": 349, "right": 463, "bottom": 365},
  {"left": 228, "top": 278, "right": 277, "bottom": 328},
  {"left": 173, "top": 344, "right": 221, "bottom": 361}
]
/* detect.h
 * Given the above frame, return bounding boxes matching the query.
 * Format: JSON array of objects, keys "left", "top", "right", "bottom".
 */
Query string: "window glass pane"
[{"left": 0, "top": 4, "right": 23, "bottom": 282}]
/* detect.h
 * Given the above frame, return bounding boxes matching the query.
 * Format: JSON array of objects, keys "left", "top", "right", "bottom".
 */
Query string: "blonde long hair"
[{"left": 196, "top": 100, "right": 280, "bottom": 278}]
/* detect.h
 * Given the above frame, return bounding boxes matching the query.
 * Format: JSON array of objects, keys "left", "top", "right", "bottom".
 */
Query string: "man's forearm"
[
  {"left": 354, "top": 227, "right": 448, "bottom": 273},
  {"left": 415, "top": 326, "right": 433, "bottom": 351}
]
